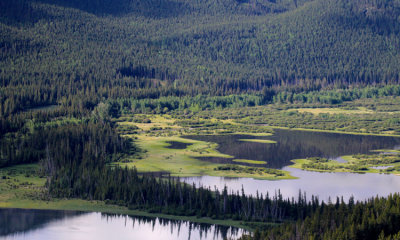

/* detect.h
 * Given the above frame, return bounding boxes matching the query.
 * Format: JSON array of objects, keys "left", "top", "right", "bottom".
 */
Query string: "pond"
[
  {"left": 165, "top": 141, "right": 193, "bottom": 149},
  {"left": 184, "top": 129, "right": 400, "bottom": 169},
  {"left": 0, "top": 208, "right": 244, "bottom": 240},
  {"left": 182, "top": 167, "right": 400, "bottom": 202}
]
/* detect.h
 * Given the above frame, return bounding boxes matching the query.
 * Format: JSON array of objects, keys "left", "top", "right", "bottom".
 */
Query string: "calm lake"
[
  {"left": 182, "top": 167, "right": 400, "bottom": 202},
  {"left": 0, "top": 208, "right": 244, "bottom": 240},
  {"left": 184, "top": 129, "right": 400, "bottom": 168},
  {"left": 181, "top": 129, "right": 400, "bottom": 202}
]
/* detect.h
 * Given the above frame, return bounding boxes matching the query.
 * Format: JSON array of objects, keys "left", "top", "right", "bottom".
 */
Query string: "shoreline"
[
  {"left": 0, "top": 198, "right": 272, "bottom": 231},
  {"left": 269, "top": 126, "right": 400, "bottom": 137}
]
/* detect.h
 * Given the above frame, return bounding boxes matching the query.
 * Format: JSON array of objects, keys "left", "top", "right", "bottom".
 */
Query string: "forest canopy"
[{"left": 1, "top": 0, "right": 400, "bottom": 117}]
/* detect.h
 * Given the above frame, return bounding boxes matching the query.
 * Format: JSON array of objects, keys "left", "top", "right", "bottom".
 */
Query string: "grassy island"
[{"left": 290, "top": 152, "right": 400, "bottom": 175}]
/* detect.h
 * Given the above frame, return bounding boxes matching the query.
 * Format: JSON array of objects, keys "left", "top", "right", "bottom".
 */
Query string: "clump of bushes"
[{"left": 214, "top": 165, "right": 284, "bottom": 176}]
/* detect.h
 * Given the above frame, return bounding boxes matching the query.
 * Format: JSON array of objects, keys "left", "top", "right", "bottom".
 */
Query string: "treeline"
[
  {"left": 116, "top": 95, "right": 267, "bottom": 114},
  {"left": 240, "top": 194, "right": 400, "bottom": 240},
  {"left": 273, "top": 85, "right": 400, "bottom": 104},
  {"left": 0, "top": 109, "right": 71, "bottom": 167},
  {"left": 51, "top": 166, "right": 313, "bottom": 221},
  {"left": 104, "top": 85, "right": 400, "bottom": 115},
  {"left": 1, "top": 0, "right": 400, "bottom": 116},
  {"left": 0, "top": 106, "right": 134, "bottom": 167}
]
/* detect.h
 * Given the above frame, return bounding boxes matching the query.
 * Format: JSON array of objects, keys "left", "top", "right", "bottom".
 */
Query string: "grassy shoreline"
[
  {"left": 118, "top": 132, "right": 293, "bottom": 180},
  {"left": 239, "top": 139, "right": 277, "bottom": 144},
  {"left": 289, "top": 152, "right": 400, "bottom": 175},
  {"left": 115, "top": 113, "right": 400, "bottom": 180},
  {"left": 0, "top": 200, "right": 267, "bottom": 231},
  {"left": 270, "top": 126, "right": 400, "bottom": 137}
]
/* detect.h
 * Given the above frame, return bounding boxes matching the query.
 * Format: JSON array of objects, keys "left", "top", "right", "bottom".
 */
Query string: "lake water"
[
  {"left": 184, "top": 129, "right": 400, "bottom": 168},
  {"left": 182, "top": 167, "right": 400, "bottom": 202},
  {"left": 181, "top": 129, "right": 400, "bottom": 202},
  {"left": 0, "top": 209, "right": 244, "bottom": 240}
]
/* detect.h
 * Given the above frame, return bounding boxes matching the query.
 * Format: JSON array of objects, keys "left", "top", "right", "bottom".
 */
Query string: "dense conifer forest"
[
  {"left": 240, "top": 194, "right": 400, "bottom": 239},
  {"left": 1, "top": 0, "right": 400, "bottom": 117},
  {"left": 1, "top": 0, "right": 400, "bottom": 239}
]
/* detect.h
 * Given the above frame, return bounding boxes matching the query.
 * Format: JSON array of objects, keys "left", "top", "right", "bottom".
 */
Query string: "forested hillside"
[{"left": 1, "top": 0, "right": 400, "bottom": 117}]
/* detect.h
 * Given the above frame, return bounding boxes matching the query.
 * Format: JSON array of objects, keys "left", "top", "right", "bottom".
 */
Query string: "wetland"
[{"left": 184, "top": 129, "right": 400, "bottom": 169}]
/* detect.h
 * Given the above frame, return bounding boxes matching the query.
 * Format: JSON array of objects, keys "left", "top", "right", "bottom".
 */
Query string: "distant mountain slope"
[{"left": 0, "top": 0, "right": 399, "bottom": 115}]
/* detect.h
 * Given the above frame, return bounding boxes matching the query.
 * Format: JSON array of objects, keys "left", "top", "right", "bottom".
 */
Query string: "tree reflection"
[
  {"left": 101, "top": 213, "right": 244, "bottom": 240},
  {"left": 0, "top": 208, "right": 81, "bottom": 236}
]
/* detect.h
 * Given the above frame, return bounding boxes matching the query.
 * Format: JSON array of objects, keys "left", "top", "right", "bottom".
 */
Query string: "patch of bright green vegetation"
[
  {"left": 232, "top": 159, "right": 267, "bottom": 165},
  {"left": 290, "top": 107, "right": 374, "bottom": 115},
  {"left": 214, "top": 165, "right": 294, "bottom": 180},
  {"left": 370, "top": 149, "right": 400, "bottom": 153},
  {"left": 118, "top": 135, "right": 292, "bottom": 180},
  {"left": 0, "top": 164, "right": 47, "bottom": 203},
  {"left": 119, "top": 135, "right": 230, "bottom": 175},
  {"left": 238, "top": 133, "right": 274, "bottom": 137},
  {"left": 290, "top": 152, "right": 400, "bottom": 175},
  {"left": 0, "top": 164, "right": 272, "bottom": 231},
  {"left": 239, "top": 139, "right": 277, "bottom": 144},
  {"left": 270, "top": 126, "right": 400, "bottom": 137}
]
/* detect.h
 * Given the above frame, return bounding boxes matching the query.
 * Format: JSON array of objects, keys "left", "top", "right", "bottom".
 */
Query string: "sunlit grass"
[
  {"left": 232, "top": 159, "right": 267, "bottom": 164},
  {"left": 289, "top": 107, "right": 374, "bottom": 115},
  {"left": 239, "top": 139, "right": 276, "bottom": 144}
]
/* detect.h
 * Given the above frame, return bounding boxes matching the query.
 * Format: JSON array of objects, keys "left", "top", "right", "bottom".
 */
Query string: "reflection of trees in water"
[
  {"left": 0, "top": 208, "right": 82, "bottom": 236},
  {"left": 0, "top": 209, "right": 243, "bottom": 240},
  {"left": 101, "top": 213, "right": 243, "bottom": 239},
  {"left": 185, "top": 130, "right": 400, "bottom": 169}
]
